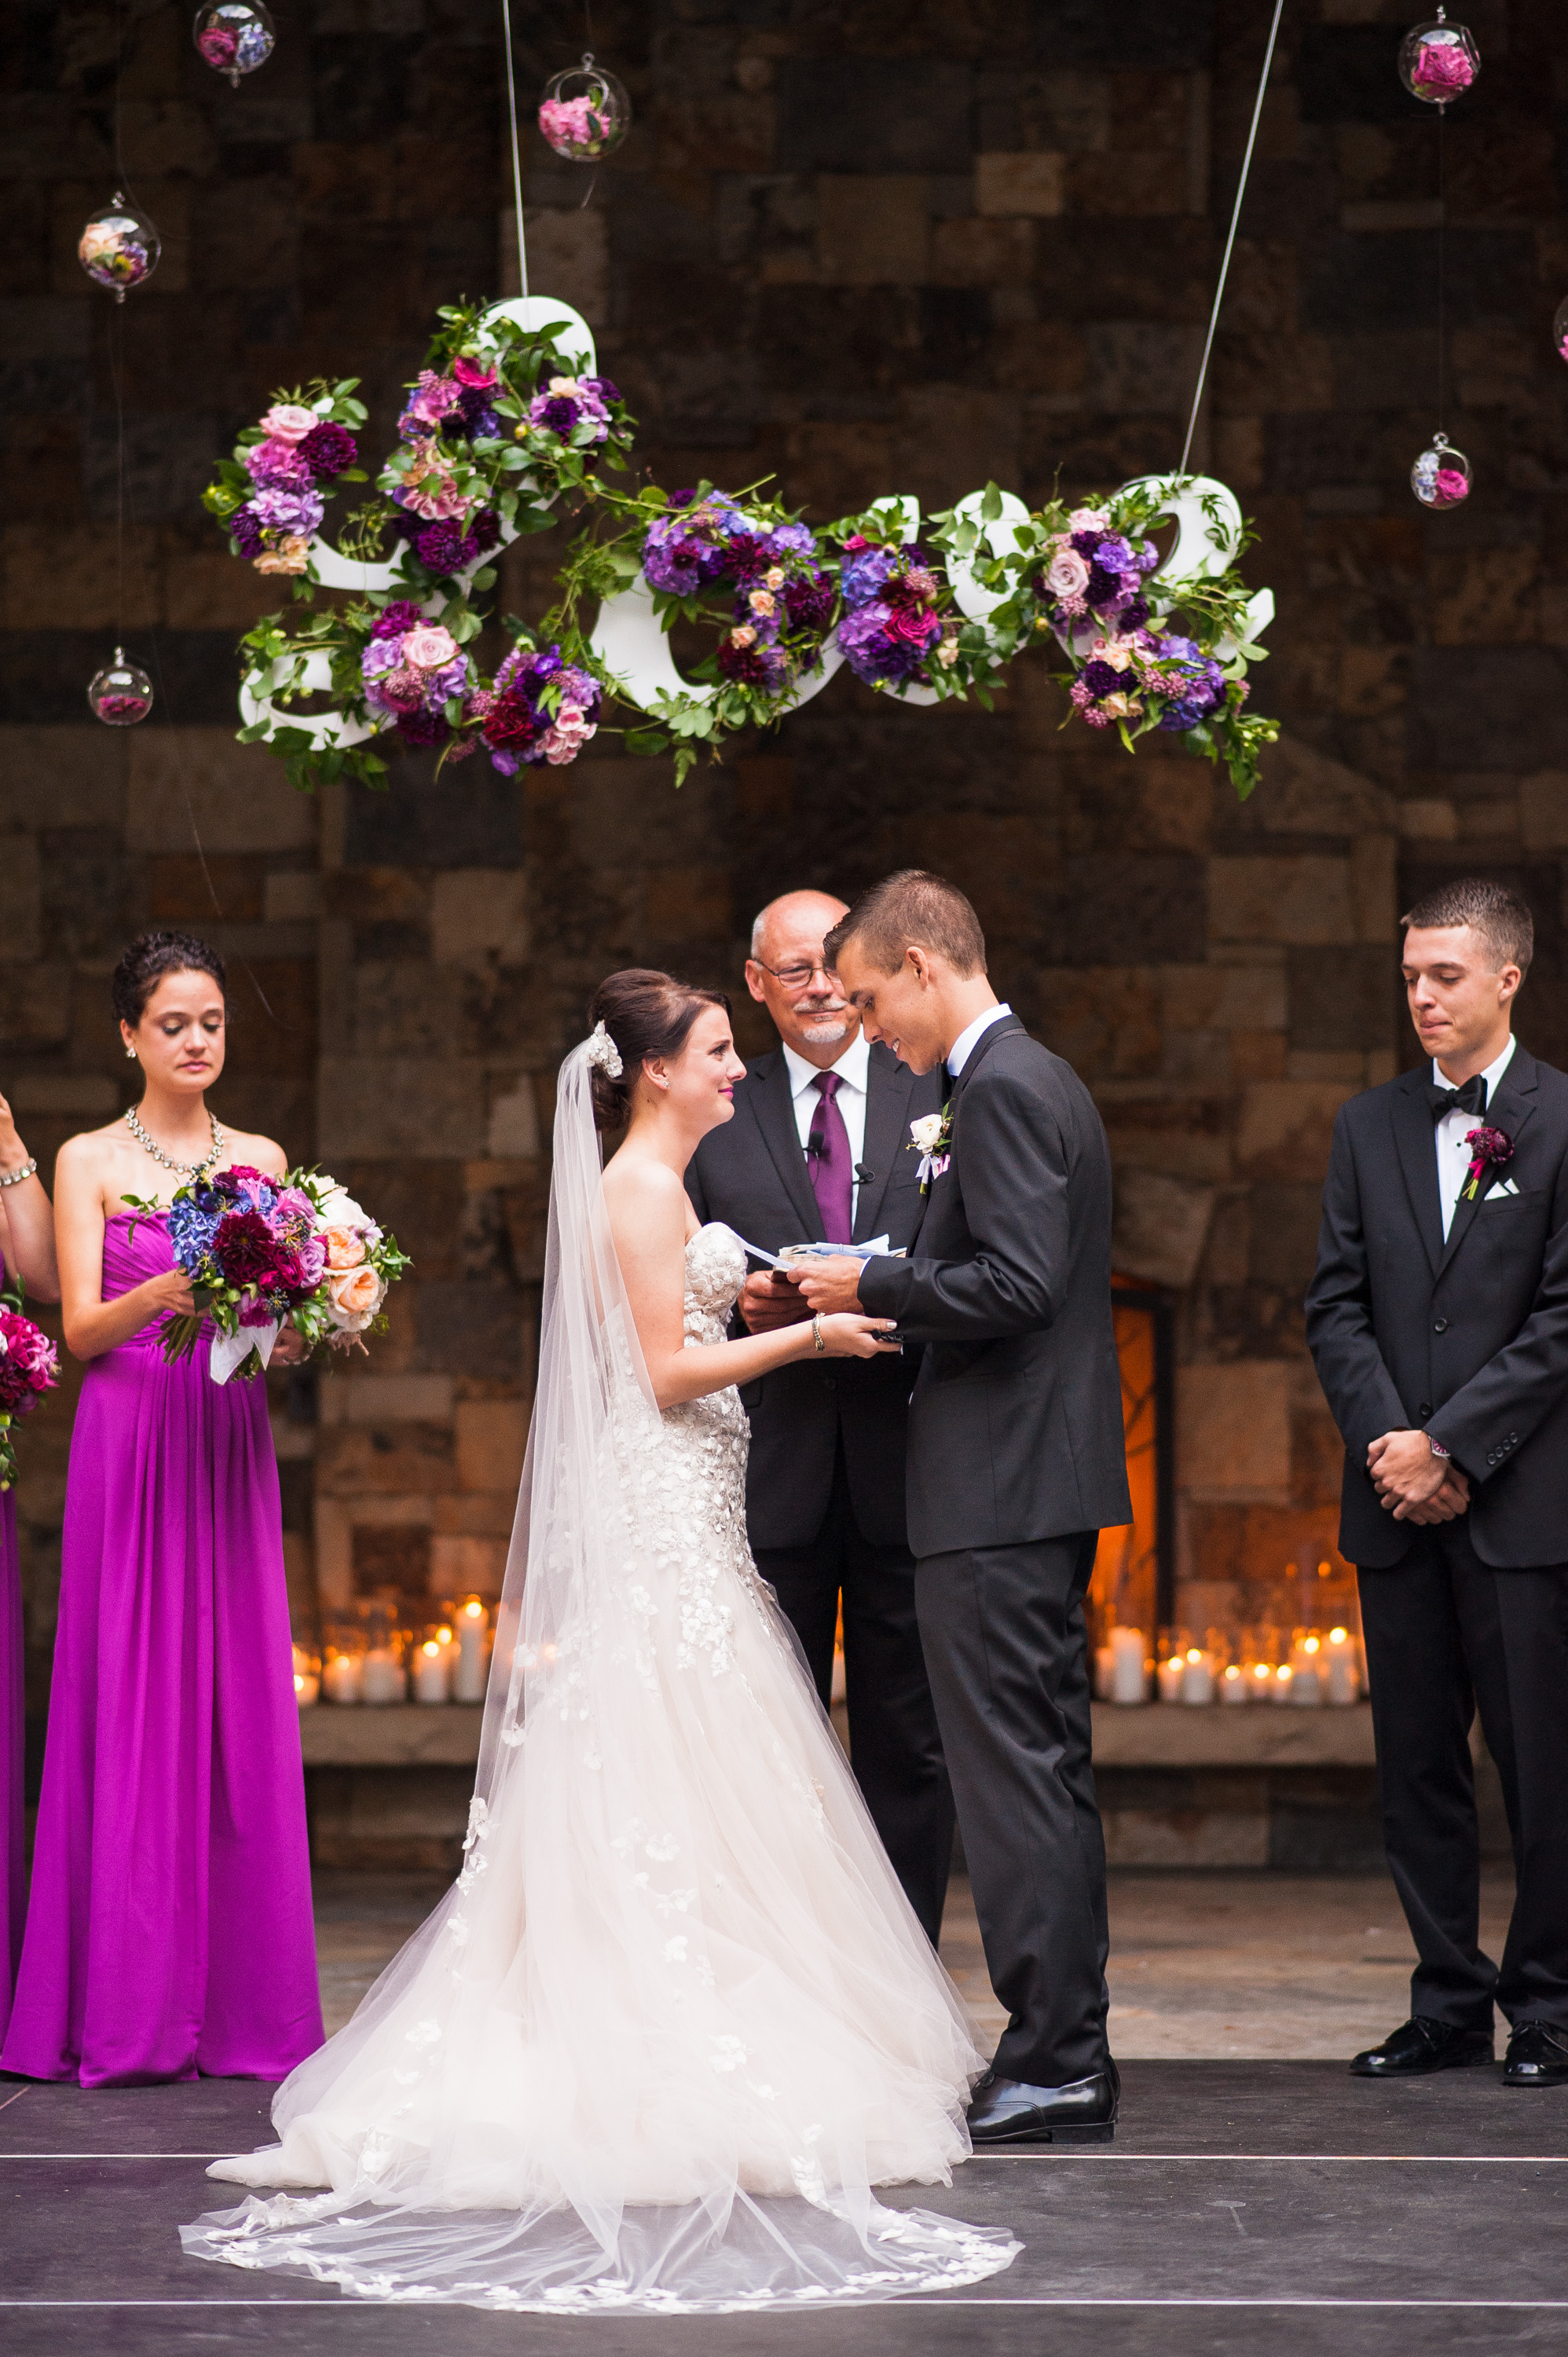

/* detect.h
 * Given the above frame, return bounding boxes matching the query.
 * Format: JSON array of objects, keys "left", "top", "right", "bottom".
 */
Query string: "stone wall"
[{"left": 5, "top": 1, "right": 1568, "bottom": 1779}]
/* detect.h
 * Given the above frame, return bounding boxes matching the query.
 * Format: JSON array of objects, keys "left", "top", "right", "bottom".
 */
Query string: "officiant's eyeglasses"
[{"left": 752, "top": 956, "right": 838, "bottom": 993}]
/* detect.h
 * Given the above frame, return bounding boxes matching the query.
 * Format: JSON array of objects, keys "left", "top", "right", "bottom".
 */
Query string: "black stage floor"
[{"left": 3, "top": 2063, "right": 1566, "bottom": 2355}]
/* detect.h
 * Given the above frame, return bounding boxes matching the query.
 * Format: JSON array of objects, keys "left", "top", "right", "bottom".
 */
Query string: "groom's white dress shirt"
[
  {"left": 947, "top": 1002, "right": 1013, "bottom": 1080},
  {"left": 782, "top": 1032, "right": 870, "bottom": 1221},
  {"left": 1432, "top": 1035, "right": 1516, "bottom": 1241}
]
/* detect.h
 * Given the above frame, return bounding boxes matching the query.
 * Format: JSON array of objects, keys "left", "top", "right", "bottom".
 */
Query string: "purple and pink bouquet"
[
  {"left": 361, "top": 604, "right": 473, "bottom": 754},
  {"left": 642, "top": 492, "right": 836, "bottom": 706},
  {"left": 1033, "top": 507, "right": 1163, "bottom": 641},
  {"left": 0, "top": 1283, "right": 60, "bottom": 1492},
  {"left": 130, "top": 1164, "right": 409, "bottom": 1384},
  {"left": 456, "top": 640, "right": 603, "bottom": 774},
  {"left": 834, "top": 534, "right": 960, "bottom": 688},
  {"left": 204, "top": 387, "right": 368, "bottom": 577},
  {"left": 1068, "top": 627, "right": 1230, "bottom": 734}
]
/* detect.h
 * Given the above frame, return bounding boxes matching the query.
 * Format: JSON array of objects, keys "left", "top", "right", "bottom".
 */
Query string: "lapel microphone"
[{"left": 855, "top": 1164, "right": 875, "bottom": 1183}]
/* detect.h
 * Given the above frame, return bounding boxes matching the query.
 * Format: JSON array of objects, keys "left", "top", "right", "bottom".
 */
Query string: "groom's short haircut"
[
  {"left": 826, "top": 871, "right": 987, "bottom": 978},
  {"left": 1401, "top": 876, "right": 1533, "bottom": 973}
]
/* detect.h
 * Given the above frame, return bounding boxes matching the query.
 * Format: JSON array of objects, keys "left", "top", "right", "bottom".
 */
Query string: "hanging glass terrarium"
[
  {"left": 1410, "top": 433, "right": 1471, "bottom": 511},
  {"left": 1398, "top": 11, "right": 1480, "bottom": 106},
  {"left": 193, "top": 0, "right": 275, "bottom": 85},
  {"left": 77, "top": 195, "right": 161, "bottom": 300},
  {"left": 87, "top": 648, "right": 154, "bottom": 726},
  {"left": 537, "top": 53, "right": 632, "bottom": 161}
]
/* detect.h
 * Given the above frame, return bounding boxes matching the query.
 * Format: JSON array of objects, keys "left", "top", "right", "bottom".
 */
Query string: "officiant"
[{"left": 687, "top": 889, "right": 954, "bottom": 1941}]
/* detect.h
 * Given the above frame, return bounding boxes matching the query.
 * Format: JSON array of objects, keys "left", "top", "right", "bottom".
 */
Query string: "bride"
[{"left": 183, "top": 969, "right": 1018, "bottom": 2311}]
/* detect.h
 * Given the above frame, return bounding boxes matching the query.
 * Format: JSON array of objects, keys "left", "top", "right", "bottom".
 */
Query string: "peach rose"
[
  {"left": 326, "top": 1263, "right": 384, "bottom": 1330},
  {"left": 321, "top": 1223, "right": 366, "bottom": 1270},
  {"left": 255, "top": 534, "right": 310, "bottom": 576}
]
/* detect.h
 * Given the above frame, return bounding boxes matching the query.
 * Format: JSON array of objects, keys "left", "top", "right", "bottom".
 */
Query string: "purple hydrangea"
[
  {"left": 230, "top": 504, "right": 264, "bottom": 558},
  {"left": 526, "top": 378, "right": 610, "bottom": 445},
  {"left": 840, "top": 546, "right": 901, "bottom": 607},
  {"left": 642, "top": 496, "right": 743, "bottom": 595},
  {"left": 250, "top": 485, "right": 324, "bottom": 536}
]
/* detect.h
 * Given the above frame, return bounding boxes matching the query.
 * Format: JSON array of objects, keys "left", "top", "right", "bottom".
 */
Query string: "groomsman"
[
  {"left": 686, "top": 890, "right": 956, "bottom": 1942},
  {"left": 1306, "top": 878, "right": 1568, "bottom": 2088}
]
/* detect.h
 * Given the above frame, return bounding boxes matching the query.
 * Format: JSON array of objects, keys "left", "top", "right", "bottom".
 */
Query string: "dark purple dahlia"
[
  {"left": 395, "top": 708, "right": 450, "bottom": 749},
  {"left": 372, "top": 599, "right": 424, "bottom": 640},
  {"left": 298, "top": 421, "right": 357, "bottom": 477},
  {"left": 783, "top": 574, "right": 833, "bottom": 632},
  {"left": 415, "top": 520, "right": 466, "bottom": 574},
  {"left": 230, "top": 504, "right": 264, "bottom": 558}
]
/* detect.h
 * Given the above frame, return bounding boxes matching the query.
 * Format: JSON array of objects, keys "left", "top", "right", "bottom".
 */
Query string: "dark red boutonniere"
[{"left": 1460, "top": 1124, "right": 1514, "bottom": 1201}]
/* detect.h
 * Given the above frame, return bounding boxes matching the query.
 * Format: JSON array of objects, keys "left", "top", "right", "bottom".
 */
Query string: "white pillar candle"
[
  {"left": 1290, "top": 1634, "right": 1325, "bottom": 1704},
  {"left": 1109, "top": 1626, "right": 1148, "bottom": 1705},
  {"left": 453, "top": 1600, "right": 490, "bottom": 1703},
  {"left": 1180, "top": 1647, "right": 1214, "bottom": 1706},
  {"left": 1273, "top": 1663, "right": 1295, "bottom": 1705},
  {"left": 1220, "top": 1662, "right": 1248, "bottom": 1704},
  {"left": 361, "top": 1647, "right": 406, "bottom": 1706},
  {"left": 1324, "top": 1626, "right": 1361, "bottom": 1705},
  {"left": 291, "top": 1645, "right": 320, "bottom": 1707},
  {"left": 1248, "top": 1662, "right": 1273, "bottom": 1702},
  {"left": 1156, "top": 1652, "right": 1185, "bottom": 1704},
  {"left": 413, "top": 1639, "right": 451, "bottom": 1705},
  {"left": 322, "top": 1652, "right": 361, "bottom": 1706}
]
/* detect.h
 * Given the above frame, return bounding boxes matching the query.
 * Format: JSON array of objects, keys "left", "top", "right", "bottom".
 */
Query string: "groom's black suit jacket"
[
  {"left": 857, "top": 1014, "right": 1131, "bottom": 1561},
  {"left": 686, "top": 1041, "right": 943, "bottom": 1549},
  {"left": 1306, "top": 1043, "right": 1568, "bottom": 1569}
]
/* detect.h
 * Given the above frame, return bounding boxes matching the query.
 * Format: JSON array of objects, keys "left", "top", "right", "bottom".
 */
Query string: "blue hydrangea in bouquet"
[
  {"left": 0, "top": 1277, "right": 60, "bottom": 1491},
  {"left": 126, "top": 1167, "right": 410, "bottom": 1385}
]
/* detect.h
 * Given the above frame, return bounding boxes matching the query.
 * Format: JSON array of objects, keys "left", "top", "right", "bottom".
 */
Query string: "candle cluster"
[
  {"left": 1095, "top": 1624, "right": 1364, "bottom": 1706},
  {"left": 301, "top": 1596, "right": 494, "bottom": 1708}
]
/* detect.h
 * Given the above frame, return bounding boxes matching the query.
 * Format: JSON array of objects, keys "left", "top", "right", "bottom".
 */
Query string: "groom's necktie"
[
  {"left": 1427, "top": 1073, "right": 1488, "bottom": 1122},
  {"left": 807, "top": 1072, "right": 854, "bottom": 1244}
]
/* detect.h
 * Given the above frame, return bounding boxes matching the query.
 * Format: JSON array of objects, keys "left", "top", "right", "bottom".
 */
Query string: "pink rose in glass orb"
[
  {"left": 261, "top": 403, "right": 318, "bottom": 444},
  {"left": 1046, "top": 548, "right": 1091, "bottom": 600},
  {"left": 403, "top": 625, "right": 458, "bottom": 670},
  {"left": 1434, "top": 467, "right": 1470, "bottom": 507},
  {"left": 1412, "top": 40, "right": 1474, "bottom": 96}
]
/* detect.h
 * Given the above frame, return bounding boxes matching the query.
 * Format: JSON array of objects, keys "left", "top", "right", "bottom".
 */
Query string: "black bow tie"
[{"left": 1427, "top": 1074, "right": 1488, "bottom": 1123}]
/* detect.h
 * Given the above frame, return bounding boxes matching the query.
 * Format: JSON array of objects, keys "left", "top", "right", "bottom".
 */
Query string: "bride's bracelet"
[
  {"left": 0, "top": 1156, "right": 37, "bottom": 1189},
  {"left": 811, "top": 1315, "right": 825, "bottom": 1354}
]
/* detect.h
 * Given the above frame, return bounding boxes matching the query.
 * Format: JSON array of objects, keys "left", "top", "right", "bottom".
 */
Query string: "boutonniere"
[
  {"left": 907, "top": 1109, "right": 951, "bottom": 1193},
  {"left": 1460, "top": 1123, "right": 1514, "bottom": 1201}
]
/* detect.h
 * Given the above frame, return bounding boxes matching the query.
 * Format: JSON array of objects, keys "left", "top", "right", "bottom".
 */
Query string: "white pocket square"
[{"left": 1485, "top": 1178, "right": 1521, "bottom": 1199}]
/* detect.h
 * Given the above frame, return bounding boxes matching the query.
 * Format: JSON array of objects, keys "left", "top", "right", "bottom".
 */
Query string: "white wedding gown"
[{"left": 181, "top": 1062, "right": 1018, "bottom": 2313}]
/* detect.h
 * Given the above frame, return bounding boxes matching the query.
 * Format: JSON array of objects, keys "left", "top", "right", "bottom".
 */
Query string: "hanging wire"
[
  {"left": 1436, "top": 104, "right": 1446, "bottom": 430},
  {"left": 1179, "top": 0, "right": 1288, "bottom": 475},
  {"left": 500, "top": 0, "right": 529, "bottom": 298}
]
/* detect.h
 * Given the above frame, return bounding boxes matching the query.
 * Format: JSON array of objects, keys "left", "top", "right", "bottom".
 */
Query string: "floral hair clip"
[{"left": 586, "top": 1021, "right": 623, "bottom": 1079}]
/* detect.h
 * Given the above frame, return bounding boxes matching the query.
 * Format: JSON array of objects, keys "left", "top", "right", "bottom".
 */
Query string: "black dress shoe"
[
  {"left": 1349, "top": 2016, "right": 1493, "bottom": 2077},
  {"left": 965, "top": 2061, "right": 1119, "bottom": 2146},
  {"left": 1504, "top": 2022, "right": 1568, "bottom": 2088}
]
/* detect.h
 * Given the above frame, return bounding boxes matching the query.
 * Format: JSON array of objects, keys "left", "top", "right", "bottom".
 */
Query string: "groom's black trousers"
[
  {"left": 1359, "top": 1519, "right": 1568, "bottom": 2032},
  {"left": 916, "top": 1530, "right": 1110, "bottom": 2087},
  {"left": 753, "top": 1443, "right": 956, "bottom": 1946}
]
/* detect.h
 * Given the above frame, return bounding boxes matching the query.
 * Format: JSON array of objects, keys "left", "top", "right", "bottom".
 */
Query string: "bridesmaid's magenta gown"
[
  {"left": 2, "top": 1488, "right": 23, "bottom": 2038},
  {"left": 0, "top": 1211, "right": 323, "bottom": 2085}
]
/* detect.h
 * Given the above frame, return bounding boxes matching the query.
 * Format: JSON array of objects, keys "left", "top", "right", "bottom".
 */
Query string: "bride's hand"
[{"left": 809, "top": 1313, "right": 899, "bottom": 1359}]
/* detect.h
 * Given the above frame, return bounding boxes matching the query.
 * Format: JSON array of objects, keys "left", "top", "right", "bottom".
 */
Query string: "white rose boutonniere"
[{"left": 907, "top": 1109, "right": 952, "bottom": 1192}]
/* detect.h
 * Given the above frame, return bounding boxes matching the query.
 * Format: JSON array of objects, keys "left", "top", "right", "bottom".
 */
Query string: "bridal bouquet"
[
  {"left": 0, "top": 1280, "right": 60, "bottom": 1490},
  {"left": 126, "top": 1167, "right": 410, "bottom": 1384}
]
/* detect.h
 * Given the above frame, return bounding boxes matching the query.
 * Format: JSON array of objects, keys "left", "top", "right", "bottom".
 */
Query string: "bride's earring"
[{"left": 126, "top": 1044, "right": 137, "bottom": 1060}]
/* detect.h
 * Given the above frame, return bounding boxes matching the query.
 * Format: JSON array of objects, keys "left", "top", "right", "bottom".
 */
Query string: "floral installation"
[
  {"left": 907, "top": 1109, "right": 952, "bottom": 1192},
  {"left": 211, "top": 295, "right": 1276, "bottom": 801},
  {"left": 125, "top": 1167, "right": 410, "bottom": 1384},
  {"left": 206, "top": 303, "right": 633, "bottom": 791},
  {"left": 1460, "top": 1124, "right": 1515, "bottom": 1202},
  {"left": 0, "top": 1278, "right": 60, "bottom": 1493}
]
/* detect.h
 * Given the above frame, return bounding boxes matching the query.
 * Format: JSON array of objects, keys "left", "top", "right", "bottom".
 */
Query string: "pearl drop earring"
[{"left": 126, "top": 1044, "right": 137, "bottom": 1060}]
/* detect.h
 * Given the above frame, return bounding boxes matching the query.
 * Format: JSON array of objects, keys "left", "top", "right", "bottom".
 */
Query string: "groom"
[{"left": 795, "top": 871, "right": 1130, "bottom": 2143}]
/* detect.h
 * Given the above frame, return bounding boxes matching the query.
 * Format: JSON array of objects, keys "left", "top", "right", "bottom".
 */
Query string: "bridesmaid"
[
  {"left": 0, "top": 1088, "right": 60, "bottom": 2042},
  {"left": 2, "top": 932, "right": 324, "bottom": 2086}
]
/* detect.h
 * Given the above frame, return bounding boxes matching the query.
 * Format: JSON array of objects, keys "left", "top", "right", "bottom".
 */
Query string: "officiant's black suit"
[
  {"left": 857, "top": 1014, "right": 1132, "bottom": 2087},
  {"left": 686, "top": 1040, "right": 955, "bottom": 1942},
  {"left": 1306, "top": 1044, "right": 1568, "bottom": 2033}
]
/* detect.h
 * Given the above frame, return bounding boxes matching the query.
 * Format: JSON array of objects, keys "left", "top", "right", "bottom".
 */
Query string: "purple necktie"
[{"left": 808, "top": 1072, "right": 854, "bottom": 1244}]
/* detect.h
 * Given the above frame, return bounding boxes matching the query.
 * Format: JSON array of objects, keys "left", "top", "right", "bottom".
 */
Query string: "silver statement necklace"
[{"left": 125, "top": 1104, "right": 225, "bottom": 1180}]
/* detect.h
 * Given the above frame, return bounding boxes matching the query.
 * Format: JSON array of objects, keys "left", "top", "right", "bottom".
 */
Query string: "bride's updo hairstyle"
[
  {"left": 586, "top": 969, "right": 731, "bottom": 1131},
  {"left": 112, "top": 929, "right": 228, "bottom": 1027}
]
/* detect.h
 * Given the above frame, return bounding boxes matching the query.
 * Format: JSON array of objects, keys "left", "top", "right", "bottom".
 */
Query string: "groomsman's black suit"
[
  {"left": 857, "top": 1014, "right": 1131, "bottom": 2088},
  {"left": 686, "top": 1039, "right": 955, "bottom": 1942},
  {"left": 1306, "top": 1043, "right": 1568, "bottom": 2034}
]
